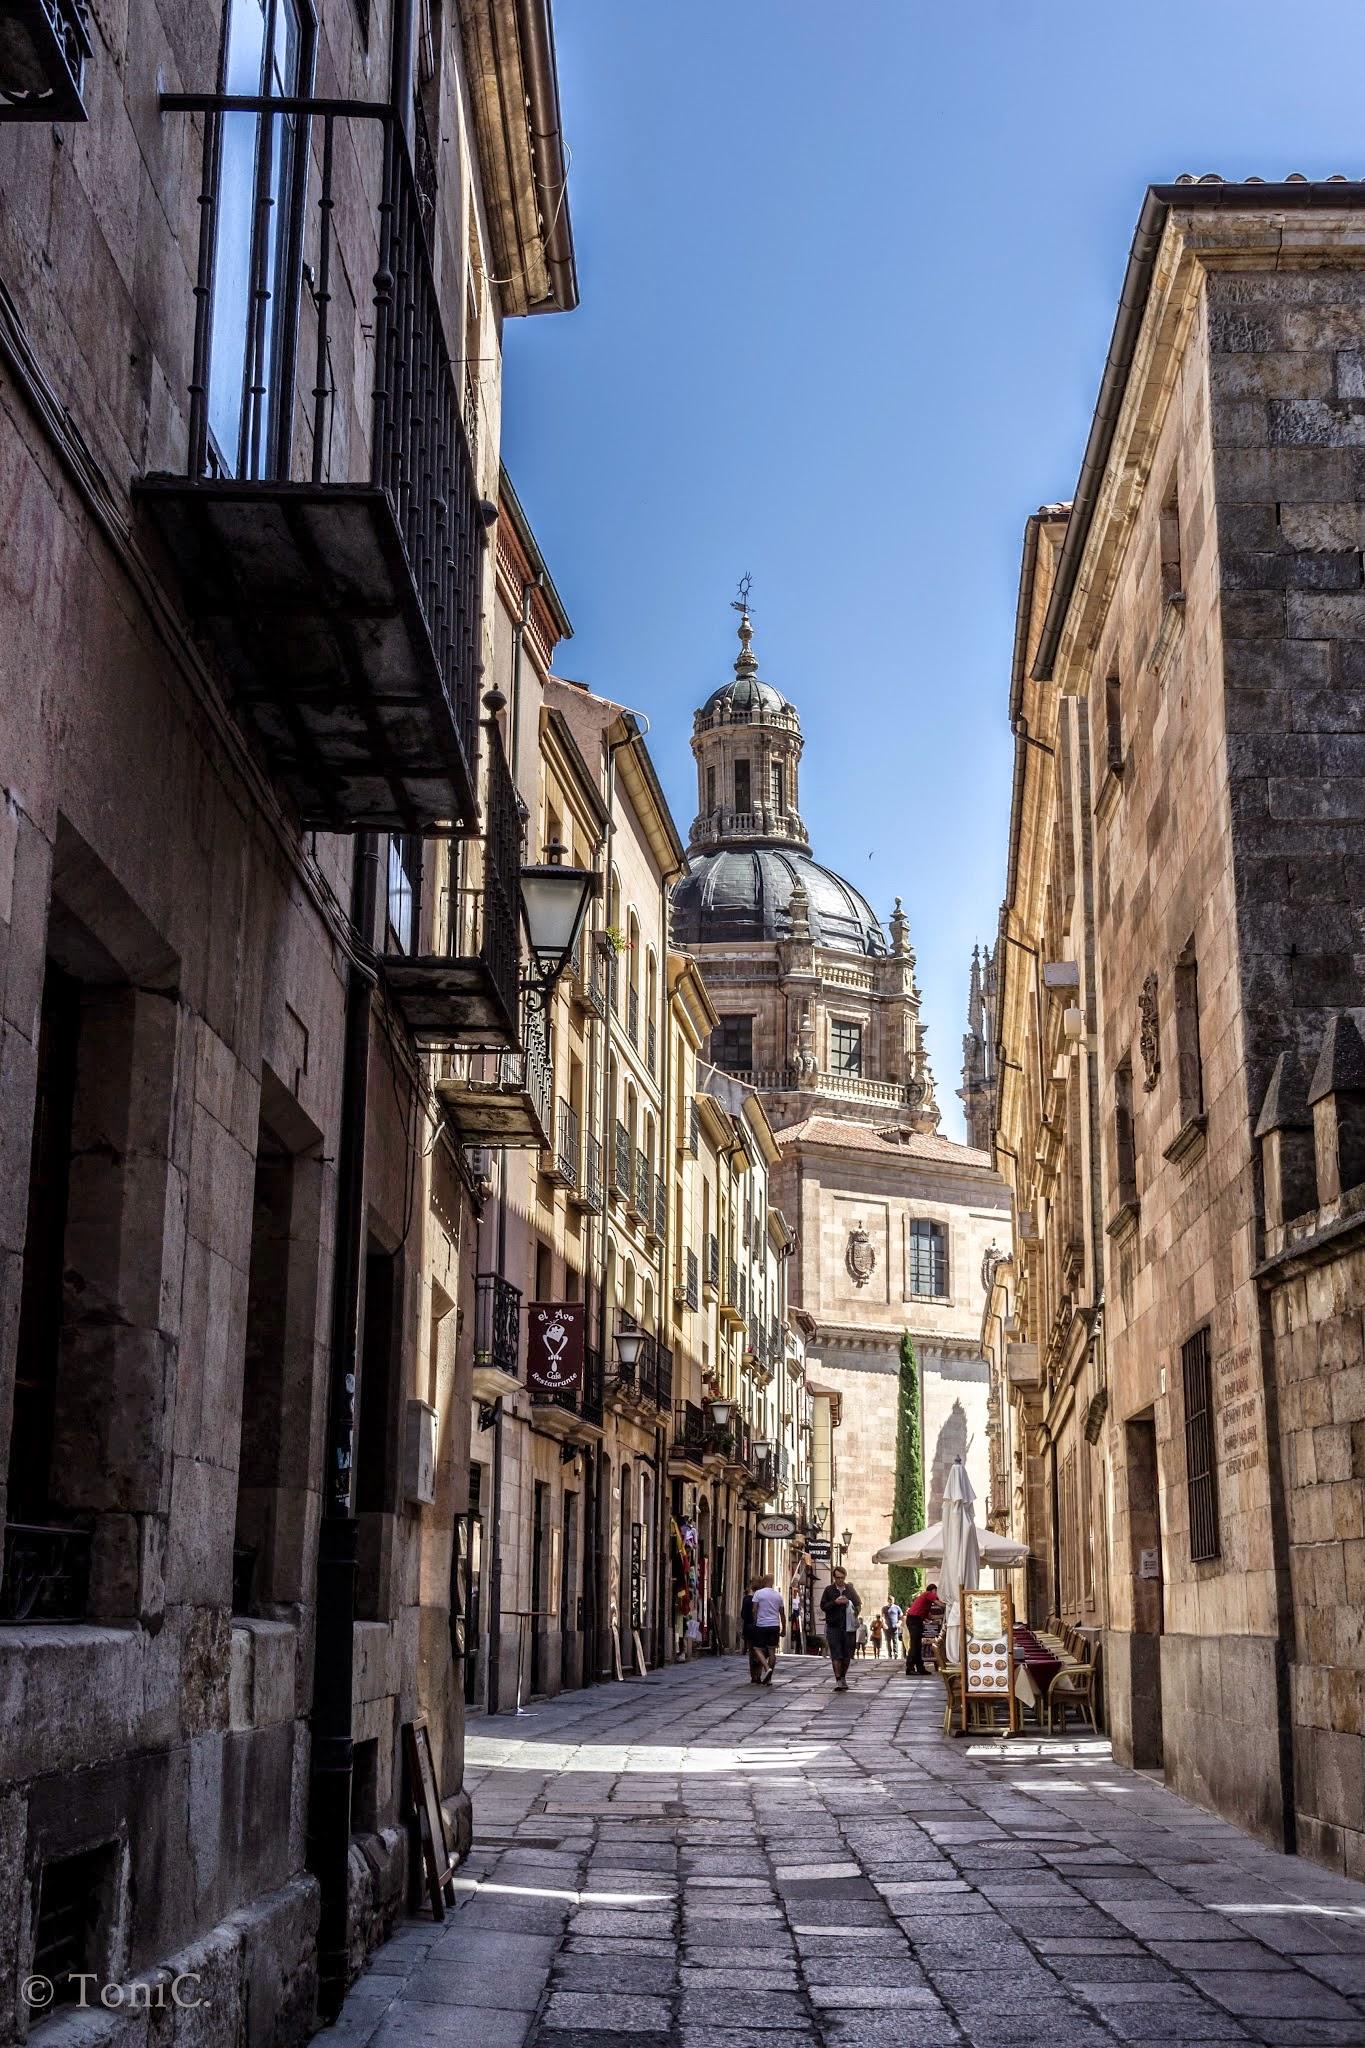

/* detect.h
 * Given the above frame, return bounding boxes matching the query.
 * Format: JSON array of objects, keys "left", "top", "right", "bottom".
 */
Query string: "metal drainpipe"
[
  {"left": 593, "top": 731, "right": 631, "bottom": 1677},
  {"left": 309, "top": 829, "right": 379, "bottom": 2023},
  {"left": 486, "top": 588, "right": 535, "bottom": 1718}
]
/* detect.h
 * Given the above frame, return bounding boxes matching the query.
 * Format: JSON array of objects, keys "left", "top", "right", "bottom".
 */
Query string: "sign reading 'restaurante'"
[{"left": 526, "top": 1301, "right": 585, "bottom": 1396}]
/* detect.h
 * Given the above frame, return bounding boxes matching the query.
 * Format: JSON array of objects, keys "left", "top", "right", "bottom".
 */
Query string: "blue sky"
[{"left": 502, "top": 0, "right": 1365, "bottom": 1137}]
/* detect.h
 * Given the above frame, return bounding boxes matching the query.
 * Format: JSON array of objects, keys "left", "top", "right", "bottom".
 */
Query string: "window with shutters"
[{"left": 1182, "top": 1325, "right": 1220, "bottom": 1563}]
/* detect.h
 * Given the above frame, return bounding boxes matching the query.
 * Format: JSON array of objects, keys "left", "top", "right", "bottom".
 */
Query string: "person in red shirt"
[{"left": 906, "top": 1582, "right": 940, "bottom": 1676}]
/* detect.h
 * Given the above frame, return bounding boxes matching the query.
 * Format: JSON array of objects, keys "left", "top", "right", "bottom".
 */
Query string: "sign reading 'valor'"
[
  {"left": 526, "top": 1302, "right": 585, "bottom": 1396},
  {"left": 757, "top": 1514, "right": 797, "bottom": 1540}
]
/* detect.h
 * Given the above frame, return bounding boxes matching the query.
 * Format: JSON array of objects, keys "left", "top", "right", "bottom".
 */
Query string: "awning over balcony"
[{"left": 136, "top": 479, "right": 479, "bottom": 834}]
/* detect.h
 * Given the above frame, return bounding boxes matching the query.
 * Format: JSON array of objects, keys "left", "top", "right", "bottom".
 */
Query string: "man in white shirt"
[{"left": 748, "top": 1574, "right": 786, "bottom": 1686}]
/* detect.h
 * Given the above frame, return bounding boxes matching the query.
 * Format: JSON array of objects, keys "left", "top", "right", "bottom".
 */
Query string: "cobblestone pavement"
[{"left": 330, "top": 1654, "right": 1365, "bottom": 2048}]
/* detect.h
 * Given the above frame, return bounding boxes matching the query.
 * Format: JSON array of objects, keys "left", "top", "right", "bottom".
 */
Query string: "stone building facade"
[
  {"left": 987, "top": 177, "right": 1365, "bottom": 1874},
  {"left": 0, "top": 1, "right": 575, "bottom": 2039},
  {"left": 673, "top": 612, "right": 1009, "bottom": 1611}
]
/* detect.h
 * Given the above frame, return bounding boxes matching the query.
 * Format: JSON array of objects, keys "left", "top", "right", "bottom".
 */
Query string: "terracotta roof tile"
[{"left": 775, "top": 1115, "right": 994, "bottom": 1168}]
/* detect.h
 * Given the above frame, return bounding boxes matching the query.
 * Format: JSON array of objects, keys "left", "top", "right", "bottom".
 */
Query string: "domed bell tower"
[{"left": 689, "top": 603, "right": 808, "bottom": 857}]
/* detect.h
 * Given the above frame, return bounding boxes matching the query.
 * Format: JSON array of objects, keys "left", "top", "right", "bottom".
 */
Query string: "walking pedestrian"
[
  {"left": 884, "top": 1596, "right": 903, "bottom": 1647},
  {"left": 740, "top": 1578, "right": 762, "bottom": 1683},
  {"left": 905, "top": 1581, "right": 940, "bottom": 1676},
  {"left": 870, "top": 1612, "right": 884, "bottom": 1659},
  {"left": 820, "top": 1568, "right": 861, "bottom": 1691},
  {"left": 749, "top": 1573, "right": 785, "bottom": 1686}
]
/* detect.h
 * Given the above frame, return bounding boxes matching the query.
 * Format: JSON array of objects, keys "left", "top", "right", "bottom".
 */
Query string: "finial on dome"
[{"left": 730, "top": 572, "right": 758, "bottom": 678}]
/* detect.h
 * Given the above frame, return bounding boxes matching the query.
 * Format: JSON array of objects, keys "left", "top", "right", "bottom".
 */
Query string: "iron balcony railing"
[
  {"left": 646, "top": 1015, "right": 657, "bottom": 1074},
  {"left": 612, "top": 1122, "right": 632, "bottom": 1201},
  {"left": 683, "top": 1100, "right": 700, "bottom": 1157},
  {"left": 633, "top": 1148, "right": 651, "bottom": 1221},
  {"left": 707, "top": 1234, "right": 720, "bottom": 1290},
  {"left": 144, "top": 94, "right": 484, "bottom": 831},
  {"left": 474, "top": 1272, "right": 522, "bottom": 1380},
  {"left": 582, "top": 1134, "right": 604, "bottom": 1210},
  {"left": 584, "top": 950, "right": 607, "bottom": 1018},
  {"left": 627, "top": 985, "right": 640, "bottom": 1046},
  {"left": 673, "top": 1400, "right": 706, "bottom": 1457},
  {"left": 654, "top": 1343, "right": 675, "bottom": 1410},
  {"left": 439, "top": 994, "right": 552, "bottom": 1145},
  {"left": 555, "top": 1100, "right": 579, "bottom": 1189},
  {"left": 684, "top": 1248, "right": 699, "bottom": 1311},
  {"left": 0, "top": 0, "right": 92, "bottom": 121},
  {"left": 726, "top": 1258, "right": 740, "bottom": 1308}
]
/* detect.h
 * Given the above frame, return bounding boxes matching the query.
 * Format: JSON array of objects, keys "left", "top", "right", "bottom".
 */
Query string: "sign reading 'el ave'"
[{"left": 526, "top": 1301, "right": 585, "bottom": 1396}]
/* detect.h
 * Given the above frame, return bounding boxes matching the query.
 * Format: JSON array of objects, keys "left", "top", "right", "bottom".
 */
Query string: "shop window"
[
  {"left": 711, "top": 1015, "right": 754, "bottom": 1076},
  {"left": 908, "top": 1220, "right": 947, "bottom": 1299},
  {"left": 4, "top": 888, "right": 183, "bottom": 1623},
  {"left": 830, "top": 1020, "right": 863, "bottom": 1076},
  {"left": 1182, "top": 1325, "right": 1220, "bottom": 1564},
  {"left": 33, "top": 1841, "right": 120, "bottom": 2009}
]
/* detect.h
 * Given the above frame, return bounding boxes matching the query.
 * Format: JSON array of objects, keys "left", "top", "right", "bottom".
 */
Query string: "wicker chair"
[{"left": 1047, "top": 1652, "right": 1098, "bottom": 1732}]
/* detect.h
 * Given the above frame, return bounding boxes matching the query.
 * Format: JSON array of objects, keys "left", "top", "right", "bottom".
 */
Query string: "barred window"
[
  {"left": 830, "top": 1020, "right": 863, "bottom": 1076},
  {"left": 1182, "top": 1325, "right": 1220, "bottom": 1563},
  {"left": 908, "top": 1219, "right": 947, "bottom": 1299}
]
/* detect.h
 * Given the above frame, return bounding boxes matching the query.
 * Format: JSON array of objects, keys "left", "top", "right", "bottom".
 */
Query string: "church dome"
[
  {"left": 698, "top": 672, "right": 793, "bottom": 721},
  {"left": 672, "top": 846, "right": 887, "bottom": 957}
]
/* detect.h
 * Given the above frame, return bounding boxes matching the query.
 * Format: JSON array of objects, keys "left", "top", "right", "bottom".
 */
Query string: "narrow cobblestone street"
[{"left": 330, "top": 1657, "right": 1365, "bottom": 2048}]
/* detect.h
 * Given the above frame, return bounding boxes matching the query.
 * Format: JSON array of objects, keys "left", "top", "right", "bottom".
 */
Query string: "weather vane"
[{"left": 731, "top": 571, "right": 753, "bottom": 619}]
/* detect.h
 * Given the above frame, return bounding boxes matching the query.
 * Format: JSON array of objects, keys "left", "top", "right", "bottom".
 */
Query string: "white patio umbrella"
[
  {"left": 939, "top": 1459, "right": 980, "bottom": 1665},
  {"left": 871, "top": 1520, "right": 1029, "bottom": 1569}
]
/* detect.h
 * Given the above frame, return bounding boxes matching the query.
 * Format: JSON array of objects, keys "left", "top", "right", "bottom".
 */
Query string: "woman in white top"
[{"left": 749, "top": 1574, "right": 786, "bottom": 1686}]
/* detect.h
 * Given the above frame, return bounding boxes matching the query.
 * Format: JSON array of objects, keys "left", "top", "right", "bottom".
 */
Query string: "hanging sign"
[
  {"left": 757, "top": 1514, "right": 797, "bottom": 1540},
  {"left": 526, "top": 1302, "right": 585, "bottom": 1396},
  {"left": 806, "top": 1538, "right": 832, "bottom": 1561}
]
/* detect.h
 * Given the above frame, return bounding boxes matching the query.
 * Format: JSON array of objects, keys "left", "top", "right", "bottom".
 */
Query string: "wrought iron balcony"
[
  {"left": 627, "top": 984, "right": 640, "bottom": 1047},
  {"left": 472, "top": 1272, "right": 521, "bottom": 1400},
  {"left": 631, "top": 1148, "right": 651, "bottom": 1225},
  {"left": 136, "top": 98, "right": 484, "bottom": 833},
  {"left": 720, "top": 1256, "right": 744, "bottom": 1330},
  {"left": 653, "top": 1175, "right": 667, "bottom": 1242},
  {"left": 0, "top": 1521, "right": 92, "bottom": 1622},
  {"left": 679, "top": 1099, "right": 699, "bottom": 1159},
  {"left": 646, "top": 1015, "right": 657, "bottom": 1074},
  {"left": 611, "top": 1122, "right": 631, "bottom": 1203},
  {"left": 548, "top": 1099, "right": 579, "bottom": 1189},
  {"left": 382, "top": 729, "right": 520, "bottom": 1044},
  {"left": 706, "top": 1233, "right": 720, "bottom": 1294},
  {"left": 435, "top": 1000, "right": 552, "bottom": 1148},
  {"left": 671, "top": 1400, "right": 706, "bottom": 1463},
  {"left": 571, "top": 1133, "right": 603, "bottom": 1213},
  {"left": 679, "top": 1247, "right": 699, "bottom": 1312},
  {"left": 0, "top": 0, "right": 91, "bottom": 121}
]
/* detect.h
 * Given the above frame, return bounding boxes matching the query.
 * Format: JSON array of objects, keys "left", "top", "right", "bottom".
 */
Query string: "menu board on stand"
[{"left": 960, "top": 1587, "right": 1018, "bottom": 1734}]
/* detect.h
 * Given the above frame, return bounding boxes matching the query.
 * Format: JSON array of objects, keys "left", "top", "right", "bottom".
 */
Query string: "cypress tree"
[{"left": 888, "top": 1331, "right": 924, "bottom": 1606}]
